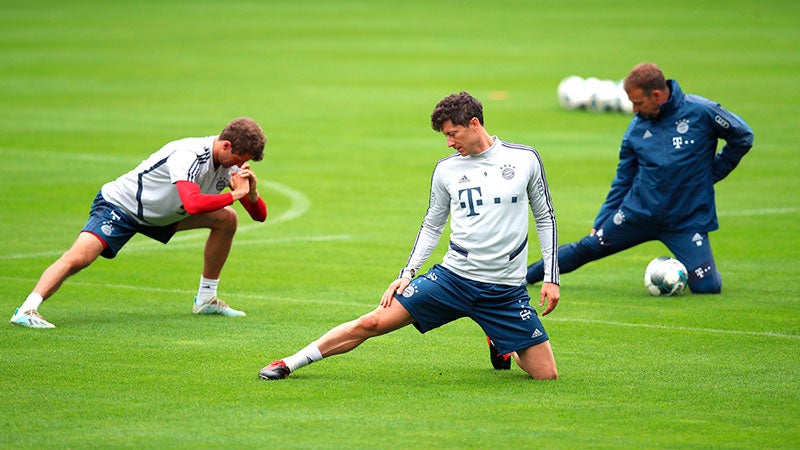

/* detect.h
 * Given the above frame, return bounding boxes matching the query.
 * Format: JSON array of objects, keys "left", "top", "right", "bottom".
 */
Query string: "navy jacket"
[{"left": 594, "top": 80, "right": 754, "bottom": 233}]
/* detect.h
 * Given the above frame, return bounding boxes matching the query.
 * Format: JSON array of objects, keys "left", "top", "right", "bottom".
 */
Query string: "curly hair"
[
  {"left": 430, "top": 91, "right": 484, "bottom": 132},
  {"left": 219, "top": 117, "right": 266, "bottom": 161}
]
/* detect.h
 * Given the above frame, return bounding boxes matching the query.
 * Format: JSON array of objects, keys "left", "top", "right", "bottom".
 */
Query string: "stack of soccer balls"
[
  {"left": 557, "top": 75, "right": 634, "bottom": 114},
  {"left": 644, "top": 256, "right": 689, "bottom": 297}
]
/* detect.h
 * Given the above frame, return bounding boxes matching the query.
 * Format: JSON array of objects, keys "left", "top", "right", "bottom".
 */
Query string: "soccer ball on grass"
[
  {"left": 644, "top": 256, "right": 688, "bottom": 297},
  {"left": 557, "top": 75, "right": 591, "bottom": 110},
  {"left": 587, "top": 79, "right": 620, "bottom": 113}
]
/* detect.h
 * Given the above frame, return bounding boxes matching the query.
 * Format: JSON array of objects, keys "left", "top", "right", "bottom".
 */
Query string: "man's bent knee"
[
  {"left": 521, "top": 357, "right": 558, "bottom": 380},
  {"left": 516, "top": 341, "right": 558, "bottom": 380},
  {"left": 354, "top": 306, "right": 411, "bottom": 338},
  {"left": 354, "top": 312, "right": 388, "bottom": 337},
  {"left": 217, "top": 207, "right": 239, "bottom": 231}
]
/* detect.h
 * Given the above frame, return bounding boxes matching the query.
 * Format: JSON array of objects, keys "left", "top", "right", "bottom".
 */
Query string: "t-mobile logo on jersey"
[
  {"left": 458, "top": 187, "right": 483, "bottom": 217},
  {"left": 672, "top": 136, "right": 696, "bottom": 149},
  {"left": 459, "top": 186, "right": 519, "bottom": 217}
]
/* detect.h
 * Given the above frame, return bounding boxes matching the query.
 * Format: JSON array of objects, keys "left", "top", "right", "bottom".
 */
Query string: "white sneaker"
[
  {"left": 10, "top": 308, "right": 55, "bottom": 329},
  {"left": 192, "top": 297, "right": 246, "bottom": 317}
]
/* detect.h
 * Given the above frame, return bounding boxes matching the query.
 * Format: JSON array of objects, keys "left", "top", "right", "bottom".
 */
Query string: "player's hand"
[
  {"left": 237, "top": 163, "right": 260, "bottom": 201},
  {"left": 381, "top": 278, "right": 410, "bottom": 308},
  {"left": 229, "top": 170, "right": 251, "bottom": 200},
  {"left": 539, "top": 282, "right": 560, "bottom": 316}
]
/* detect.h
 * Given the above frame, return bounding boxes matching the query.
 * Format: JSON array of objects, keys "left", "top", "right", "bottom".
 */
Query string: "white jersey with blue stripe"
[
  {"left": 101, "top": 136, "right": 233, "bottom": 226},
  {"left": 404, "top": 137, "right": 559, "bottom": 286}
]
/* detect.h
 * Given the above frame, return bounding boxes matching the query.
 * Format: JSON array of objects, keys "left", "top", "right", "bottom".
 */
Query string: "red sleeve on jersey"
[
  {"left": 176, "top": 180, "right": 234, "bottom": 215},
  {"left": 239, "top": 196, "right": 268, "bottom": 222}
]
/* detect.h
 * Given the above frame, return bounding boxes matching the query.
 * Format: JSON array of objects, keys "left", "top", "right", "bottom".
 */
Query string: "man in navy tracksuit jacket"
[{"left": 526, "top": 62, "right": 753, "bottom": 294}]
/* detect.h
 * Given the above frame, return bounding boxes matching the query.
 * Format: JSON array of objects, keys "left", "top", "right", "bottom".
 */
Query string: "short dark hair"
[
  {"left": 431, "top": 91, "right": 484, "bottom": 132},
  {"left": 219, "top": 117, "right": 266, "bottom": 161},
  {"left": 623, "top": 63, "right": 668, "bottom": 95}
]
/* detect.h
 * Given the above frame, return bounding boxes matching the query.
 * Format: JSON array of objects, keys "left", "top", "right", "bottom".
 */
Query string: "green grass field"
[{"left": 2, "top": 0, "right": 798, "bottom": 448}]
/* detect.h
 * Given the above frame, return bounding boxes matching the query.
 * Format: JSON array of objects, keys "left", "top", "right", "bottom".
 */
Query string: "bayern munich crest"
[
  {"left": 501, "top": 164, "right": 515, "bottom": 180},
  {"left": 215, "top": 177, "right": 228, "bottom": 191},
  {"left": 101, "top": 222, "right": 113, "bottom": 236},
  {"left": 402, "top": 285, "right": 418, "bottom": 298},
  {"left": 676, "top": 118, "right": 690, "bottom": 134},
  {"left": 613, "top": 209, "right": 626, "bottom": 226}
]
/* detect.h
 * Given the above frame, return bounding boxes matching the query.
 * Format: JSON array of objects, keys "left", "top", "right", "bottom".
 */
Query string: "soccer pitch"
[{"left": 1, "top": 0, "right": 798, "bottom": 448}]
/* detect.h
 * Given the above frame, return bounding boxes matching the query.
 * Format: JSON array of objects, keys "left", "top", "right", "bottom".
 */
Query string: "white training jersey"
[
  {"left": 101, "top": 136, "right": 233, "bottom": 226},
  {"left": 403, "top": 137, "right": 559, "bottom": 286}
]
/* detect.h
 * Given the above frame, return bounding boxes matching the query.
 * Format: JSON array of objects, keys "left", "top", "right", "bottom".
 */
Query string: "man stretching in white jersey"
[
  {"left": 11, "top": 117, "right": 268, "bottom": 328},
  {"left": 259, "top": 92, "right": 561, "bottom": 380}
]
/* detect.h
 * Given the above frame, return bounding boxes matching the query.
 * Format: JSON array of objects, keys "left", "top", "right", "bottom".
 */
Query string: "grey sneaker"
[
  {"left": 192, "top": 297, "right": 246, "bottom": 317},
  {"left": 10, "top": 308, "right": 55, "bottom": 329}
]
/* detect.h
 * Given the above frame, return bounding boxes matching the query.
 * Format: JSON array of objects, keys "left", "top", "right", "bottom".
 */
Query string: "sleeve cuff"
[{"left": 398, "top": 268, "right": 416, "bottom": 279}]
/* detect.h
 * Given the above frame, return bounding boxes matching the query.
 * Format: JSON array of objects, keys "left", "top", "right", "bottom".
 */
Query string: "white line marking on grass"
[
  {"left": 1, "top": 250, "right": 66, "bottom": 260},
  {"left": 0, "top": 276, "right": 370, "bottom": 309},
  {"left": 3, "top": 272, "right": 797, "bottom": 341},
  {"left": 258, "top": 180, "right": 311, "bottom": 225},
  {"left": 718, "top": 207, "right": 798, "bottom": 217},
  {"left": 0, "top": 234, "right": 351, "bottom": 260},
  {"left": 123, "top": 234, "right": 351, "bottom": 254},
  {"left": 550, "top": 317, "right": 800, "bottom": 341},
  {"left": 0, "top": 147, "right": 136, "bottom": 164}
]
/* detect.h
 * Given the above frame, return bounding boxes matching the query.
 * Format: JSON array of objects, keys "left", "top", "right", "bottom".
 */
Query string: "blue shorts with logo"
[
  {"left": 394, "top": 264, "right": 549, "bottom": 354},
  {"left": 82, "top": 191, "right": 178, "bottom": 259}
]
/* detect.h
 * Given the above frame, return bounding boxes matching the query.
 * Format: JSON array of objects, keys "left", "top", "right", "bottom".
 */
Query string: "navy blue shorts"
[
  {"left": 82, "top": 192, "right": 178, "bottom": 259},
  {"left": 395, "top": 264, "right": 549, "bottom": 354}
]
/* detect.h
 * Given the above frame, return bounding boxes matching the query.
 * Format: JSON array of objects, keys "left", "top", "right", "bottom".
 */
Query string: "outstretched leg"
[
  {"left": 528, "top": 217, "right": 654, "bottom": 284},
  {"left": 527, "top": 235, "right": 609, "bottom": 283},
  {"left": 316, "top": 302, "right": 417, "bottom": 357},
  {"left": 11, "top": 232, "right": 104, "bottom": 329},
  {"left": 259, "top": 300, "right": 416, "bottom": 380},
  {"left": 32, "top": 232, "right": 105, "bottom": 301}
]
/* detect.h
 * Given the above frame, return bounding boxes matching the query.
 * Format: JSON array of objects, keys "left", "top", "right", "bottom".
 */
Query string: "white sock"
[
  {"left": 20, "top": 293, "right": 43, "bottom": 312},
  {"left": 196, "top": 277, "right": 219, "bottom": 304},
  {"left": 283, "top": 342, "right": 323, "bottom": 372}
]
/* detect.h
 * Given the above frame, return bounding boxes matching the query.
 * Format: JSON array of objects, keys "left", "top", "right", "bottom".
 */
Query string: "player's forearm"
[
  {"left": 401, "top": 221, "right": 442, "bottom": 277},
  {"left": 535, "top": 217, "right": 560, "bottom": 285},
  {"left": 176, "top": 180, "right": 234, "bottom": 215},
  {"left": 240, "top": 195, "right": 267, "bottom": 222}
]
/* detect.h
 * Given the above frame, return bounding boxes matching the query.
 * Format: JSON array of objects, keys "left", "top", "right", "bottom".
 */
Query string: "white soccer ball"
[
  {"left": 557, "top": 76, "right": 591, "bottom": 110},
  {"left": 587, "top": 80, "right": 620, "bottom": 113},
  {"left": 644, "top": 256, "right": 688, "bottom": 297}
]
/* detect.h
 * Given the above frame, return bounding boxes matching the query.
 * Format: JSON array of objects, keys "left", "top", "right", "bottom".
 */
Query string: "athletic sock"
[
  {"left": 20, "top": 293, "right": 43, "bottom": 312},
  {"left": 196, "top": 277, "right": 219, "bottom": 305},
  {"left": 283, "top": 342, "right": 323, "bottom": 372}
]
